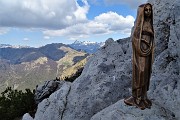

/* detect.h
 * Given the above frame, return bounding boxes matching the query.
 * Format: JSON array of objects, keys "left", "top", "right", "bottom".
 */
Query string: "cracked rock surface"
[
  {"left": 34, "top": 82, "right": 71, "bottom": 120},
  {"left": 34, "top": 80, "right": 65, "bottom": 104},
  {"left": 90, "top": 100, "right": 175, "bottom": 120},
  {"left": 62, "top": 38, "right": 132, "bottom": 120},
  {"left": 22, "top": 113, "right": 33, "bottom": 120}
]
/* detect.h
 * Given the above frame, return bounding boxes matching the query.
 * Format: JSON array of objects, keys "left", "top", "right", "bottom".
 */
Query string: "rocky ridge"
[{"left": 23, "top": 0, "right": 180, "bottom": 119}]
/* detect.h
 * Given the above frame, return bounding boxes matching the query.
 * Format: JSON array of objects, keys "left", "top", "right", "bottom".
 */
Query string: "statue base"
[{"left": 124, "top": 96, "right": 152, "bottom": 110}]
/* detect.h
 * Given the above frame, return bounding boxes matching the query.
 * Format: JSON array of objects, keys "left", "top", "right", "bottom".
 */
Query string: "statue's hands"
[{"left": 141, "top": 39, "right": 150, "bottom": 47}]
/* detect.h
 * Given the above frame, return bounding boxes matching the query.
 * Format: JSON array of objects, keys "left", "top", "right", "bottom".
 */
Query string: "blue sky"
[{"left": 0, "top": 0, "right": 147, "bottom": 47}]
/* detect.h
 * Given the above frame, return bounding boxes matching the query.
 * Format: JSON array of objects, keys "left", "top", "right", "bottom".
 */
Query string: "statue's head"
[{"left": 144, "top": 3, "right": 152, "bottom": 17}]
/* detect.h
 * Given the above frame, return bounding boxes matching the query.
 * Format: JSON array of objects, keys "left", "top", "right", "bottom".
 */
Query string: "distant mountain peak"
[
  {"left": 73, "top": 40, "right": 97, "bottom": 45},
  {"left": 73, "top": 40, "right": 82, "bottom": 44},
  {"left": 70, "top": 40, "right": 105, "bottom": 54},
  {"left": 0, "top": 44, "right": 12, "bottom": 48}
]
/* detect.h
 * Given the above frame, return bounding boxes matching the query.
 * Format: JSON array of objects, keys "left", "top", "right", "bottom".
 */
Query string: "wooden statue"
[{"left": 124, "top": 3, "right": 155, "bottom": 110}]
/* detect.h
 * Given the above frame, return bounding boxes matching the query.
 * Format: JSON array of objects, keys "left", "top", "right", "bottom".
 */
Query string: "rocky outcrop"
[
  {"left": 34, "top": 80, "right": 65, "bottom": 104},
  {"left": 91, "top": 100, "right": 175, "bottom": 120},
  {"left": 22, "top": 113, "right": 34, "bottom": 120},
  {"left": 24, "top": 0, "right": 180, "bottom": 119},
  {"left": 147, "top": 0, "right": 180, "bottom": 119},
  {"left": 62, "top": 38, "right": 132, "bottom": 120},
  {"left": 34, "top": 82, "right": 71, "bottom": 120}
]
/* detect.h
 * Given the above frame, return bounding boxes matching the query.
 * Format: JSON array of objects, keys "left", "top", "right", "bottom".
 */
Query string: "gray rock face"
[
  {"left": 34, "top": 82, "right": 71, "bottom": 120},
  {"left": 149, "top": 0, "right": 180, "bottom": 58},
  {"left": 62, "top": 38, "right": 132, "bottom": 120},
  {"left": 34, "top": 80, "right": 65, "bottom": 104},
  {"left": 28, "top": 0, "right": 180, "bottom": 119},
  {"left": 147, "top": 0, "right": 180, "bottom": 119},
  {"left": 22, "top": 113, "right": 34, "bottom": 120},
  {"left": 91, "top": 100, "right": 175, "bottom": 120}
]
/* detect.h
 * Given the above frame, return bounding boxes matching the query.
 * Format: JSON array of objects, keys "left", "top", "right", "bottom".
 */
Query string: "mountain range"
[
  {"left": 0, "top": 43, "right": 88, "bottom": 92},
  {"left": 0, "top": 40, "right": 104, "bottom": 54},
  {"left": 69, "top": 40, "right": 105, "bottom": 53}
]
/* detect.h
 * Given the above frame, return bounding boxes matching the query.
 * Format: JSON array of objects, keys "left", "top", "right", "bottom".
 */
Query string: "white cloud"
[
  {"left": 94, "top": 12, "right": 134, "bottom": 31},
  {"left": 74, "top": 0, "right": 89, "bottom": 22},
  {"left": 44, "top": 36, "right": 50, "bottom": 40},
  {"left": 44, "top": 21, "right": 110, "bottom": 40},
  {"left": 0, "top": 0, "right": 89, "bottom": 29},
  {"left": 0, "top": 28, "right": 9, "bottom": 35},
  {"left": 43, "top": 11, "right": 135, "bottom": 40},
  {"left": 104, "top": 0, "right": 148, "bottom": 8},
  {"left": 23, "top": 38, "right": 29, "bottom": 41},
  {"left": 0, "top": 0, "right": 136, "bottom": 40}
]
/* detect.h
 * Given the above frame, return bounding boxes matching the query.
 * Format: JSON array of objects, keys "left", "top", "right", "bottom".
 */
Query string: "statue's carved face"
[{"left": 144, "top": 4, "right": 152, "bottom": 17}]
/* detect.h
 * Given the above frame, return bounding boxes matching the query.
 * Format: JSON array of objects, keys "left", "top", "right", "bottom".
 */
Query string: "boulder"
[
  {"left": 34, "top": 82, "right": 71, "bottom": 120},
  {"left": 22, "top": 113, "right": 34, "bottom": 120},
  {"left": 34, "top": 80, "right": 65, "bottom": 104},
  {"left": 91, "top": 100, "right": 175, "bottom": 120},
  {"left": 62, "top": 38, "right": 132, "bottom": 120}
]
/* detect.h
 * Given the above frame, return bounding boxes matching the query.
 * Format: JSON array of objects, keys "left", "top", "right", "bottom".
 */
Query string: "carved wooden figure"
[{"left": 124, "top": 3, "right": 155, "bottom": 110}]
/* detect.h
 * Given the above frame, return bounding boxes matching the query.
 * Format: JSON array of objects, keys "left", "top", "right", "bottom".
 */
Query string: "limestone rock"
[
  {"left": 62, "top": 38, "right": 132, "bottom": 120},
  {"left": 148, "top": 0, "right": 180, "bottom": 59},
  {"left": 147, "top": 0, "right": 180, "bottom": 119},
  {"left": 34, "top": 80, "right": 65, "bottom": 104},
  {"left": 34, "top": 82, "right": 71, "bottom": 120},
  {"left": 91, "top": 100, "right": 175, "bottom": 120},
  {"left": 22, "top": 113, "right": 34, "bottom": 120}
]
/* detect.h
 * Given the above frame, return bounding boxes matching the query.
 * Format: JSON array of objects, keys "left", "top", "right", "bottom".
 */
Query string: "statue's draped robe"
[{"left": 131, "top": 4, "right": 154, "bottom": 103}]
